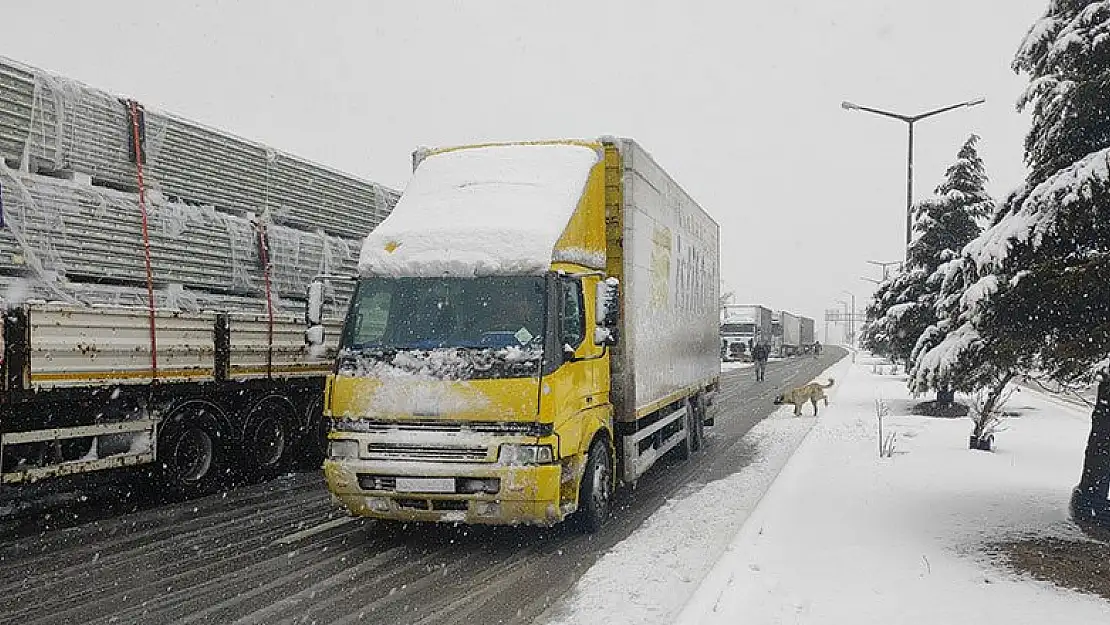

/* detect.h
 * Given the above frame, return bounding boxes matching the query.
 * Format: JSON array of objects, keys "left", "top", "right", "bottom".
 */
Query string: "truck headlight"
[
  {"left": 498, "top": 444, "right": 555, "bottom": 465},
  {"left": 328, "top": 439, "right": 359, "bottom": 459}
]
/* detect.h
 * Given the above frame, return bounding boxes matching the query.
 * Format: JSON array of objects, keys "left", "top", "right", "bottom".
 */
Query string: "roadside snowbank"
[
  {"left": 677, "top": 356, "right": 1110, "bottom": 624},
  {"left": 540, "top": 357, "right": 853, "bottom": 625}
]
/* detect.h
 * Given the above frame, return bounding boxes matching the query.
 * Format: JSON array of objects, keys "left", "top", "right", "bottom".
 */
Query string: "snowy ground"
[
  {"left": 677, "top": 354, "right": 1110, "bottom": 624},
  {"left": 540, "top": 357, "right": 852, "bottom": 625},
  {"left": 541, "top": 353, "right": 1110, "bottom": 625},
  {"left": 721, "top": 361, "right": 753, "bottom": 372}
]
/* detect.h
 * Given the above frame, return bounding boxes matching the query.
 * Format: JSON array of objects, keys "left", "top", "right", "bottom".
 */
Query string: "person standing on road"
[
  {"left": 752, "top": 341, "right": 770, "bottom": 382},
  {"left": 813, "top": 341, "right": 822, "bottom": 358}
]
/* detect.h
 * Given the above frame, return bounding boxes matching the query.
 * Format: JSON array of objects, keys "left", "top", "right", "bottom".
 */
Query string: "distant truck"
[
  {"left": 772, "top": 311, "right": 802, "bottom": 357},
  {"left": 315, "top": 138, "right": 721, "bottom": 531},
  {"left": 800, "top": 316, "right": 816, "bottom": 353},
  {"left": 720, "top": 305, "right": 772, "bottom": 361}
]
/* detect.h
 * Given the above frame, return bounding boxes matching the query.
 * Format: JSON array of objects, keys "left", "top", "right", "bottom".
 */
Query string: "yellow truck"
[{"left": 309, "top": 138, "right": 720, "bottom": 531}]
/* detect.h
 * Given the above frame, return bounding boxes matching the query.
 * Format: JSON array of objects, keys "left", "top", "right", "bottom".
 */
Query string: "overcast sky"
[{"left": 4, "top": 0, "right": 1049, "bottom": 325}]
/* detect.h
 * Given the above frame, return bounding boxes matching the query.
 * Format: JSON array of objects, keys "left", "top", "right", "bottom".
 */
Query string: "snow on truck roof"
[{"left": 359, "top": 142, "right": 601, "bottom": 278}]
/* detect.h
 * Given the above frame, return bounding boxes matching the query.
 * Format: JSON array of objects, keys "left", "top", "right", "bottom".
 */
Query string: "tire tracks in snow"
[{"left": 0, "top": 350, "right": 846, "bottom": 625}]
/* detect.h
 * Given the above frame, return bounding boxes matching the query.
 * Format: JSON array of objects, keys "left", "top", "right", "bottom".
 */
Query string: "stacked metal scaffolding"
[{"left": 0, "top": 55, "right": 397, "bottom": 316}]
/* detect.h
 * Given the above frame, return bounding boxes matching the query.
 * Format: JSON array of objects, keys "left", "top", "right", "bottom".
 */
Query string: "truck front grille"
[
  {"left": 364, "top": 443, "right": 489, "bottom": 463},
  {"left": 333, "top": 419, "right": 552, "bottom": 437}
]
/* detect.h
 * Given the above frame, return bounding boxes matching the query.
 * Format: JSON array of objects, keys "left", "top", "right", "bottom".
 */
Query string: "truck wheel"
[
  {"left": 695, "top": 396, "right": 709, "bottom": 440},
  {"left": 300, "top": 397, "right": 329, "bottom": 466},
  {"left": 676, "top": 399, "right": 702, "bottom": 460},
  {"left": 701, "top": 395, "right": 715, "bottom": 427},
  {"left": 158, "top": 404, "right": 227, "bottom": 498},
  {"left": 689, "top": 398, "right": 704, "bottom": 452},
  {"left": 575, "top": 439, "right": 613, "bottom": 533},
  {"left": 241, "top": 397, "right": 296, "bottom": 480}
]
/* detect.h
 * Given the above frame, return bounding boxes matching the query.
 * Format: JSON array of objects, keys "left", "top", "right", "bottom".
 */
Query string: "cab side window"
[{"left": 560, "top": 278, "right": 585, "bottom": 351}]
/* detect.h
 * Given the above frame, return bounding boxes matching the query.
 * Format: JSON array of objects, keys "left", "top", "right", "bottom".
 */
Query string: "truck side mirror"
[
  {"left": 306, "top": 281, "right": 324, "bottom": 326},
  {"left": 305, "top": 324, "right": 325, "bottom": 348},
  {"left": 594, "top": 278, "right": 620, "bottom": 346},
  {"left": 305, "top": 281, "right": 325, "bottom": 347},
  {"left": 594, "top": 326, "right": 618, "bottom": 347}
]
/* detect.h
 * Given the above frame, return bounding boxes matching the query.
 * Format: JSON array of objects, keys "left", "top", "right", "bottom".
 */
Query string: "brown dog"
[{"left": 774, "top": 379, "right": 834, "bottom": 416}]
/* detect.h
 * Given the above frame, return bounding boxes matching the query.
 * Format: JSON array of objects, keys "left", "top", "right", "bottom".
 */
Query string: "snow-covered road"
[{"left": 0, "top": 350, "right": 846, "bottom": 625}]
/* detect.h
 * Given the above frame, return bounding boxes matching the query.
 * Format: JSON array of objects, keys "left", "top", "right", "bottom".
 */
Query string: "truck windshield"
[
  {"left": 339, "top": 277, "right": 549, "bottom": 377},
  {"left": 721, "top": 323, "right": 756, "bottom": 334}
]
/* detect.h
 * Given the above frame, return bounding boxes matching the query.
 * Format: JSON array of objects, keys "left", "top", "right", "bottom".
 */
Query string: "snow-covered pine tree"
[
  {"left": 909, "top": 251, "right": 1020, "bottom": 436},
  {"left": 860, "top": 135, "right": 991, "bottom": 404},
  {"left": 957, "top": 0, "right": 1110, "bottom": 530},
  {"left": 907, "top": 136, "right": 1013, "bottom": 417},
  {"left": 860, "top": 279, "right": 898, "bottom": 359}
]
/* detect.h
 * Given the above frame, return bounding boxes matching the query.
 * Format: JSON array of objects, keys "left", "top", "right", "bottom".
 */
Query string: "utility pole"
[
  {"left": 836, "top": 299, "right": 851, "bottom": 346},
  {"left": 843, "top": 99, "right": 985, "bottom": 256},
  {"left": 841, "top": 290, "right": 856, "bottom": 347}
]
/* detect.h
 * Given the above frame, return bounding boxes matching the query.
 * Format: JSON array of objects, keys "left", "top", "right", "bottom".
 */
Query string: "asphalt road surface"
[{"left": 0, "top": 349, "right": 845, "bottom": 625}]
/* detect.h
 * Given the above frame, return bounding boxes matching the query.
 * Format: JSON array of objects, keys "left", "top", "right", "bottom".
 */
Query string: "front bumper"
[{"left": 324, "top": 459, "right": 566, "bottom": 526}]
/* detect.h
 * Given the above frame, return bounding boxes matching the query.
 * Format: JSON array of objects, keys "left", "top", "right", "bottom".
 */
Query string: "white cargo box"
[{"left": 607, "top": 138, "right": 720, "bottom": 421}]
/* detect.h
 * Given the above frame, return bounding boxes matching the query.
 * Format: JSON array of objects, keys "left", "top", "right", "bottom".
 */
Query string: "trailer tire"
[
  {"left": 240, "top": 396, "right": 296, "bottom": 480},
  {"left": 575, "top": 439, "right": 613, "bottom": 533},
  {"left": 158, "top": 404, "right": 227, "bottom": 498}
]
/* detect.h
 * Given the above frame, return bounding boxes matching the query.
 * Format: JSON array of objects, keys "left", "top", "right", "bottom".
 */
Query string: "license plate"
[{"left": 395, "top": 478, "right": 456, "bottom": 494}]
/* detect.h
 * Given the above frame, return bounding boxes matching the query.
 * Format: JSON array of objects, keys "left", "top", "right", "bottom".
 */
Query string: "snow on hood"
[{"left": 359, "top": 143, "right": 601, "bottom": 278}]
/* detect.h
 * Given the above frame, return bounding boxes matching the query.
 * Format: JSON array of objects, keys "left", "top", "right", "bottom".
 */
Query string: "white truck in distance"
[
  {"left": 720, "top": 305, "right": 772, "bottom": 361},
  {"left": 773, "top": 311, "right": 802, "bottom": 357}
]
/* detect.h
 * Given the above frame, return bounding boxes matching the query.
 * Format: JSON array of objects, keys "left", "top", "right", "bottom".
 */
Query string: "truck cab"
[
  {"left": 311, "top": 139, "right": 719, "bottom": 531},
  {"left": 720, "top": 317, "right": 756, "bottom": 361},
  {"left": 321, "top": 270, "right": 618, "bottom": 527}
]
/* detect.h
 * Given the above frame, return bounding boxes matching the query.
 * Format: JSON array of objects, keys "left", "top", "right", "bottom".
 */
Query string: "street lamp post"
[{"left": 842, "top": 98, "right": 986, "bottom": 254}]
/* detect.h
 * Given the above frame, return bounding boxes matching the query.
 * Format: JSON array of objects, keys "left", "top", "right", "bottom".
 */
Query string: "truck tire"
[
  {"left": 298, "top": 396, "right": 329, "bottom": 467},
  {"left": 675, "top": 399, "right": 703, "bottom": 460},
  {"left": 690, "top": 399, "right": 704, "bottom": 452},
  {"left": 240, "top": 396, "right": 296, "bottom": 480},
  {"left": 575, "top": 439, "right": 613, "bottom": 533},
  {"left": 701, "top": 395, "right": 715, "bottom": 427},
  {"left": 158, "top": 403, "right": 227, "bottom": 499}
]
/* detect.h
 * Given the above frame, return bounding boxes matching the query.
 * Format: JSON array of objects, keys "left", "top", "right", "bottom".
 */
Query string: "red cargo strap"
[
  {"left": 127, "top": 100, "right": 158, "bottom": 380},
  {"left": 256, "top": 219, "right": 275, "bottom": 378}
]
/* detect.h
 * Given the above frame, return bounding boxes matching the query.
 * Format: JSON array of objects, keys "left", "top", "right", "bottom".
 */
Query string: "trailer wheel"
[
  {"left": 574, "top": 439, "right": 613, "bottom": 533},
  {"left": 241, "top": 397, "right": 296, "bottom": 480},
  {"left": 158, "top": 404, "right": 227, "bottom": 498}
]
